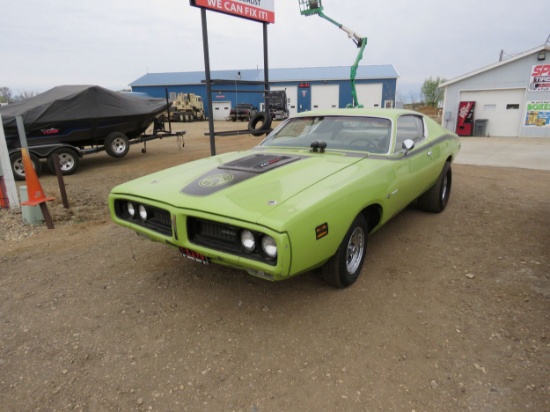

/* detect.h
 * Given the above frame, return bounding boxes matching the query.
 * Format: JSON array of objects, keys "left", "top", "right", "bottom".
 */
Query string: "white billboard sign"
[{"left": 190, "top": 0, "right": 275, "bottom": 23}]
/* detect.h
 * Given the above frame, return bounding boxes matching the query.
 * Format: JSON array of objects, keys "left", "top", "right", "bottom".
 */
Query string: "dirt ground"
[{"left": 1, "top": 120, "right": 549, "bottom": 412}]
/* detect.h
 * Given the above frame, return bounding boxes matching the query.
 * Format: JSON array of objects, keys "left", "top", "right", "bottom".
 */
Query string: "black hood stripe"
[{"left": 180, "top": 153, "right": 304, "bottom": 196}]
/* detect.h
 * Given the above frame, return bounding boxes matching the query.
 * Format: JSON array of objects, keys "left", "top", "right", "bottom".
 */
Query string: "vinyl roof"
[{"left": 130, "top": 65, "right": 399, "bottom": 87}]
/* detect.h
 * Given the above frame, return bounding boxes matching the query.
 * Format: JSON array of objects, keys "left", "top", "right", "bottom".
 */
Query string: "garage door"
[
  {"left": 356, "top": 83, "right": 383, "bottom": 108},
  {"left": 460, "top": 89, "right": 524, "bottom": 137},
  {"left": 212, "top": 101, "right": 231, "bottom": 120},
  {"left": 311, "top": 84, "right": 339, "bottom": 110},
  {"left": 271, "top": 86, "right": 298, "bottom": 117}
]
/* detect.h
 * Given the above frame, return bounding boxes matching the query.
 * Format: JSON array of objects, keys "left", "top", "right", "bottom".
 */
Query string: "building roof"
[
  {"left": 130, "top": 65, "right": 399, "bottom": 87},
  {"left": 440, "top": 44, "right": 550, "bottom": 88}
]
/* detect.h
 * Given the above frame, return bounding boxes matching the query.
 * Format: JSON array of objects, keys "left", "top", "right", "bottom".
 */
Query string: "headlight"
[
  {"left": 261, "top": 236, "right": 277, "bottom": 258},
  {"left": 126, "top": 202, "right": 135, "bottom": 218},
  {"left": 138, "top": 204, "right": 148, "bottom": 221},
  {"left": 241, "top": 230, "right": 255, "bottom": 252}
]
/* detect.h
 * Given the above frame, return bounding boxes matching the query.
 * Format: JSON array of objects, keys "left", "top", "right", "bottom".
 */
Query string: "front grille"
[
  {"left": 188, "top": 217, "right": 277, "bottom": 266},
  {"left": 114, "top": 200, "right": 172, "bottom": 237}
]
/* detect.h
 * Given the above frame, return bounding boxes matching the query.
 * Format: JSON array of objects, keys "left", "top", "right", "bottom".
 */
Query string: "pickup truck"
[{"left": 229, "top": 103, "right": 258, "bottom": 122}]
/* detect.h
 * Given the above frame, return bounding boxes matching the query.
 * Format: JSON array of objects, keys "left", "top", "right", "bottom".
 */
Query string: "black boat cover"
[{"left": 0, "top": 85, "right": 167, "bottom": 130}]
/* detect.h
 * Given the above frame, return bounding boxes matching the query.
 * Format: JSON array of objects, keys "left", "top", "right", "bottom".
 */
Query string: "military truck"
[{"left": 171, "top": 93, "right": 206, "bottom": 122}]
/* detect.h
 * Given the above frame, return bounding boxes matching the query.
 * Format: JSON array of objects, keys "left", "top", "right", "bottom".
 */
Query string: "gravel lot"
[{"left": 1, "top": 120, "right": 549, "bottom": 411}]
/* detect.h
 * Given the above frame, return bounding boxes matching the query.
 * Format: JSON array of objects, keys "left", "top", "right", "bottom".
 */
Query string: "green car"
[{"left": 109, "top": 109, "right": 460, "bottom": 288}]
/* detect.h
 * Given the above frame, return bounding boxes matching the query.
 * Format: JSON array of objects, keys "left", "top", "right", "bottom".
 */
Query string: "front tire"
[
  {"left": 417, "top": 162, "right": 452, "bottom": 213},
  {"left": 105, "top": 132, "right": 130, "bottom": 158},
  {"left": 322, "top": 214, "right": 368, "bottom": 288}
]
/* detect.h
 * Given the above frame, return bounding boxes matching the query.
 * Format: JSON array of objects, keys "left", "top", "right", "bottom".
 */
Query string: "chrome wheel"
[
  {"left": 346, "top": 226, "right": 365, "bottom": 274},
  {"left": 441, "top": 174, "right": 448, "bottom": 202},
  {"left": 57, "top": 153, "right": 76, "bottom": 171},
  {"left": 112, "top": 137, "right": 127, "bottom": 155}
]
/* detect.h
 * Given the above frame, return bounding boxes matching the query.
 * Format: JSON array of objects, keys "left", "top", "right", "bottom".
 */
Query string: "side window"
[{"left": 394, "top": 115, "right": 425, "bottom": 153}]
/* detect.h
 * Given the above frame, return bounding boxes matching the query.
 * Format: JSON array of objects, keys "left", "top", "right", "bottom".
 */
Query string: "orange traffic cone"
[
  {"left": 20, "top": 148, "right": 55, "bottom": 206},
  {"left": 20, "top": 148, "right": 55, "bottom": 229}
]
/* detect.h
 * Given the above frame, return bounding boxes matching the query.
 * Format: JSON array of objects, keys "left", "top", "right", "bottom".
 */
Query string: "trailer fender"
[{"left": 9, "top": 144, "right": 83, "bottom": 159}]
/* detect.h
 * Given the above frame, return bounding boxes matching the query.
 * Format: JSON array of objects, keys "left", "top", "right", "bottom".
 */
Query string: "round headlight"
[
  {"left": 126, "top": 202, "right": 135, "bottom": 218},
  {"left": 138, "top": 204, "right": 148, "bottom": 221},
  {"left": 241, "top": 230, "right": 255, "bottom": 252},
  {"left": 261, "top": 236, "right": 277, "bottom": 258}
]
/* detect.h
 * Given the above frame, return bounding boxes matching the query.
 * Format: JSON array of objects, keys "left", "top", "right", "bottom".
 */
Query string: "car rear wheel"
[
  {"left": 322, "top": 214, "right": 368, "bottom": 288},
  {"left": 47, "top": 148, "right": 80, "bottom": 175},
  {"left": 105, "top": 132, "right": 130, "bottom": 158},
  {"left": 9, "top": 152, "right": 42, "bottom": 181},
  {"left": 417, "top": 162, "right": 452, "bottom": 213}
]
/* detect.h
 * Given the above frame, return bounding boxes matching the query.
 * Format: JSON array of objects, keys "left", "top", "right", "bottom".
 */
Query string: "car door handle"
[{"left": 427, "top": 150, "right": 433, "bottom": 156}]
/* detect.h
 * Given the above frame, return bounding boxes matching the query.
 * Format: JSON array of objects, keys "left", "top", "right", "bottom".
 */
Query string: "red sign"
[
  {"left": 530, "top": 64, "right": 550, "bottom": 91},
  {"left": 190, "top": 0, "right": 275, "bottom": 24}
]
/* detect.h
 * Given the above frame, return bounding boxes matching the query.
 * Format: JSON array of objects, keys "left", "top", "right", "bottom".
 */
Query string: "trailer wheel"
[
  {"left": 105, "top": 132, "right": 130, "bottom": 158},
  {"left": 47, "top": 148, "right": 80, "bottom": 176},
  {"left": 248, "top": 112, "right": 272, "bottom": 137},
  {"left": 9, "top": 152, "right": 42, "bottom": 181}
]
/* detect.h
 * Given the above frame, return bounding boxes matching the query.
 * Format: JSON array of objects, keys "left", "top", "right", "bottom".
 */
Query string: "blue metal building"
[{"left": 129, "top": 65, "right": 399, "bottom": 119}]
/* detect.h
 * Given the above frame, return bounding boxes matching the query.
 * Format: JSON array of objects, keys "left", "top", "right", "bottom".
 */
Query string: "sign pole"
[
  {"left": 0, "top": 114, "right": 20, "bottom": 209},
  {"left": 201, "top": 8, "right": 216, "bottom": 156},
  {"left": 263, "top": 22, "right": 270, "bottom": 115}
]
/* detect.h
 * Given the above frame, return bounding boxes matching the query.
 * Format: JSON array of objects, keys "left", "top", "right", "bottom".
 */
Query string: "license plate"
[{"left": 179, "top": 247, "right": 209, "bottom": 265}]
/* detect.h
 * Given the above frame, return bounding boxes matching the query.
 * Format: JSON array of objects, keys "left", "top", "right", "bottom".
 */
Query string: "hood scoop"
[{"left": 219, "top": 154, "right": 302, "bottom": 174}]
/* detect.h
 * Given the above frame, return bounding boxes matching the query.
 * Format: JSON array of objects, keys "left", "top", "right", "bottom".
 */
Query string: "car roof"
[{"left": 292, "top": 108, "right": 421, "bottom": 119}]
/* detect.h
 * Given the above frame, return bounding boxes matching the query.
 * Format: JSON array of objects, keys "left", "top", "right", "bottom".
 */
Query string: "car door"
[{"left": 384, "top": 115, "right": 435, "bottom": 216}]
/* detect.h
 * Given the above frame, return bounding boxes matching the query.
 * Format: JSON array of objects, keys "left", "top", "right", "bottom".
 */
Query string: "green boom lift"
[{"left": 298, "top": 0, "right": 367, "bottom": 108}]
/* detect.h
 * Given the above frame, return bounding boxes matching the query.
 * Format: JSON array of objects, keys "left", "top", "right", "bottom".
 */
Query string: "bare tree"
[
  {"left": 14, "top": 90, "right": 38, "bottom": 101},
  {"left": 396, "top": 92, "right": 406, "bottom": 104},
  {"left": 408, "top": 91, "right": 419, "bottom": 110}
]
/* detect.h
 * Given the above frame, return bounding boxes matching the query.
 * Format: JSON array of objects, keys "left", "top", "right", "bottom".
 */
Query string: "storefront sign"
[
  {"left": 524, "top": 101, "right": 550, "bottom": 127},
  {"left": 190, "top": 0, "right": 275, "bottom": 23},
  {"left": 529, "top": 64, "right": 550, "bottom": 91}
]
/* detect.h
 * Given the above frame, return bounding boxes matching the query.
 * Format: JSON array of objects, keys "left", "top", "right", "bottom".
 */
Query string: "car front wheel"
[{"left": 322, "top": 214, "right": 368, "bottom": 288}]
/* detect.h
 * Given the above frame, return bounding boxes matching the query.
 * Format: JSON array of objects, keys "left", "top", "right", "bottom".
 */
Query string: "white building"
[{"left": 440, "top": 43, "right": 550, "bottom": 138}]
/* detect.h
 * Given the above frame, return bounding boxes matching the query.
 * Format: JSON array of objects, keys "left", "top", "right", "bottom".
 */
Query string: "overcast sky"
[{"left": 2, "top": 0, "right": 549, "bottom": 100}]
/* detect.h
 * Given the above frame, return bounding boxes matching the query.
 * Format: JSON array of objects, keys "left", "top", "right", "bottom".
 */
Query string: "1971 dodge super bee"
[{"left": 109, "top": 109, "right": 460, "bottom": 288}]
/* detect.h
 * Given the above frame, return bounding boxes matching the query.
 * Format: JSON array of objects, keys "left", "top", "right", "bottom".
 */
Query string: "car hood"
[{"left": 110, "top": 148, "right": 368, "bottom": 224}]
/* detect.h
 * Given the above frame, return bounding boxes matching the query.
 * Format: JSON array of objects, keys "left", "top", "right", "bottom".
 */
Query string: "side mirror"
[{"left": 402, "top": 139, "right": 415, "bottom": 153}]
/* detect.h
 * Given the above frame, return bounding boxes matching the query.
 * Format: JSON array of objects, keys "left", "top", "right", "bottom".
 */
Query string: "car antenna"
[{"left": 298, "top": 0, "right": 367, "bottom": 108}]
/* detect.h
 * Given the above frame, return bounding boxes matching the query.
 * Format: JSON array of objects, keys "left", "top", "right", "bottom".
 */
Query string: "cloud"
[{"left": 1, "top": 0, "right": 548, "bottom": 97}]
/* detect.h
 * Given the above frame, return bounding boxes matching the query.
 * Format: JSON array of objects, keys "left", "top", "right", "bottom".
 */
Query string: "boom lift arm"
[{"left": 299, "top": 0, "right": 367, "bottom": 108}]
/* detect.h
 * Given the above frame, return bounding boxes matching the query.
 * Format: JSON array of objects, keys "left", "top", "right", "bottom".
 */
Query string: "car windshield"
[{"left": 261, "top": 116, "right": 392, "bottom": 154}]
